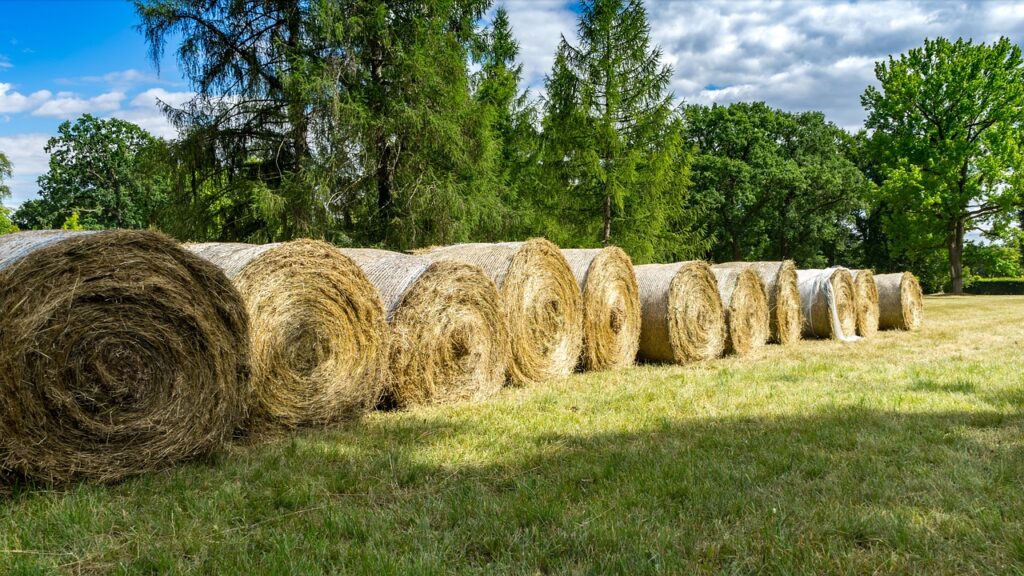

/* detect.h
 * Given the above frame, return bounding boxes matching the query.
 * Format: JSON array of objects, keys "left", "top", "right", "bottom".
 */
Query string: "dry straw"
[
  {"left": 188, "top": 240, "right": 388, "bottom": 430},
  {"left": 561, "top": 248, "right": 641, "bottom": 370},
  {"left": 851, "top": 269, "right": 880, "bottom": 337},
  {"left": 417, "top": 239, "right": 583, "bottom": 385},
  {"left": 875, "top": 272, "right": 924, "bottom": 331},
  {"left": 797, "top": 268, "right": 859, "bottom": 340},
  {"left": 634, "top": 261, "right": 726, "bottom": 363},
  {"left": 713, "top": 261, "right": 802, "bottom": 345},
  {"left": 711, "top": 267, "right": 770, "bottom": 356},
  {"left": 340, "top": 248, "right": 508, "bottom": 407},
  {"left": 0, "top": 230, "right": 250, "bottom": 484}
]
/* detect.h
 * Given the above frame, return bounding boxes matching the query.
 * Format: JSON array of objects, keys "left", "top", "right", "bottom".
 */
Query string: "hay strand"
[
  {"left": 634, "top": 261, "right": 726, "bottom": 363},
  {"left": 417, "top": 239, "right": 583, "bottom": 385},
  {"left": 0, "top": 230, "right": 249, "bottom": 484},
  {"left": 851, "top": 269, "right": 880, "bottom": 337},
  {"left": 561, "top": 248, "right": 641, "bottom": 370},
  {"left": 711, "top": 267, "right": 770, "bottom": 356},
  {"left": 188, "top": 240, "right": 388, "bottom": 430},
  {"left": 797, "top": 268, "right": 859, "bottom": 341},
  {"left": 875, "top": 272, "right": 924, "bottom": 331},
  {"left": 340, "top": 248, "right": 508, "bottom": 407},
  {"left": 712, "top": 261, "right": 802, "bottom": 345}
]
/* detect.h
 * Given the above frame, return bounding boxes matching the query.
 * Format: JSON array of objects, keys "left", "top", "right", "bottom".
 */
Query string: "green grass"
[{"left": 4, "top": 296, "right": 1024, "bottom": 575}]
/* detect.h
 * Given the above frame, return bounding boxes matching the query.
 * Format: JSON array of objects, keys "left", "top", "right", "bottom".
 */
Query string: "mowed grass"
[{"left": 3, "top": 296, "right": 1024, "bottom": 575}]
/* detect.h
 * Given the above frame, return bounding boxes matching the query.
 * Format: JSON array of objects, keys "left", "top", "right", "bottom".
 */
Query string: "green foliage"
[
  {"left": 60, "top": 212, "right": 84, "bottom": 231},
  {"left": 0, "top": 151, "right": 15, "bottom": 235},
  {"left": 964, "top": 277, "right": 1024, "bottom": 295},
  {"left": 863, "top": 37, "right": 1024, "bottom": 293},
  {"left": 963, "top": 241, "right": 1022, "bottom": 279},
  {"left": 535, "top": 0, "right": 704, "bottom": 263}
]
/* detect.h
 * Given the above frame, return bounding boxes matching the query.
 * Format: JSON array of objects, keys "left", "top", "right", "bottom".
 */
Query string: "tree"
[
  {"left": 13, "top": 115, "right": 169, "bottom": 230},
  {"left": 0, "top": 151, "right": 17, "bottom": 234},
  {"left": 863, "top": 37, "right": 1024, "bottom": 293},
  {"left": 537, "top": 0, "right": 704, "bottom": 262}
]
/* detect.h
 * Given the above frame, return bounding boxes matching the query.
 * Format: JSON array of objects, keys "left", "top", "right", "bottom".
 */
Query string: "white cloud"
[
  {"left": 496, "top": 0, "right": 579, "bottom": 97},
  {"left": 115, "top": 88, "right": 195, "bottom": 138},
  {"left": 0, "top": 133, "right": 50, "bottom": 206},
  {"left": 0, "top": 83, "right": 51, "bottom": 113},
  {"left": 0, "top": 56, "right": 11, "bottom": 69},
  {"left": 32, "top": 90, "right": 125, "bottom": 119}
]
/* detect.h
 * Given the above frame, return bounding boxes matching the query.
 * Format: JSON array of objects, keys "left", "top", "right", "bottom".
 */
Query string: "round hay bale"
[
  {"left": 339, "top": 248, "right": 509, "bottom": 407},
  {"left": 852, "top": 269, "right": 880, "bottom": 338},
  {"left": 188, "top": 240, "right": 388, "bottom": 430},
  {"left": 0, "top": 230, "right": 249, "bottom": 484},
  {"left": 711, "top": 267, "right": 770, "bottom": 356},
  {"left": 796, "top": 268, "right": 859, "bottom": 341},
  {"left": 713, "top": 261, "right": 802, "bottom": 345},
  {"left": 875, "top": 272, "right": 924, "bottom": 331},
  {"left": 634, "top": 261, "right": 726, "bottom": 363},
  {"left": 417, "top": 239, "right": 583, "bottom": 385},
  {"left": 561, "top": 247, "right": 641, "bottom": 371}
]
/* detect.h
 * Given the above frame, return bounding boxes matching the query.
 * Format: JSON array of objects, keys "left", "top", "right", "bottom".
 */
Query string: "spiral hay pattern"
[
  {"left": 713, "top": 261, "right": 801, "bottom": 345},
  {"left": 634, "top": 261, "right": 726, "bottom": 364},
  {"left": 0, "top": 230, "right": 250, "bottom": 484},
  {"left": 875, "top": 272, "right": 924, "bottom": 331},
  {"left": 797, "top": 268, "right": 858, "bottom": 340},
  {"left": 852, "top": 270, "right": 880, "bottom": 337},
  {"left": 711, "top": 267, "right": 770, "bottom": 356}
]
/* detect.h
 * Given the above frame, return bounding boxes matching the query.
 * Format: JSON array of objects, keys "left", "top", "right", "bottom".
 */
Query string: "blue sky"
[{"left": 2, "top": 0, "right": 1024, "bottom": 209}]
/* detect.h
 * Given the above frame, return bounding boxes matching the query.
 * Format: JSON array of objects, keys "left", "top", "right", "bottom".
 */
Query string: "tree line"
[{"left": 1, "top": 0, "right": 1022, "bottom": 293}]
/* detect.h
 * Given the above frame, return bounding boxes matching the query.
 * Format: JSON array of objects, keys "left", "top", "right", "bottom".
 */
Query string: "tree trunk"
[
  {"left": 948, "top": 218, "right": 965, "bottom": 294},
  {"left": 369, "top": 50, "right": 394, "bottom": 244},
  {"left": 602, "top": 191, "right": 612, "bottom": 246}
]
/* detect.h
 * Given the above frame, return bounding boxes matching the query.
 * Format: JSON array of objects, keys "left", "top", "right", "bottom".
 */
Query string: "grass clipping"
[
  {"left": 634, "top": 261, "right": 726, "bottom": 363},
  {"left": 561, "top": 247, "right": 641, "bottom": 370},
  {"left": 188, "top": 240, "right": 388, "bottom": 430},
  {"left": 418, "top": 239, "right": 583, "bottom": 385},
  {"left": 0, "top": 230, "right": 249, "bottom": 484},
  {"left": 340, "top": 248, "right": 508, "bottom": 407},
  {"left": 711, "top": 267, "right": 770, "bottom": 356},
  {"left": 851, "top": 269, "right": 880, "bottom": 337},
  {"left": 875, "top": 272, "right": 924, "bottom": 331},
  {"left": 713, "top": 261, "right": 802, "bottom": 345},
  {"left": 797, "top": 268, "right": 859, "bottom": 341}
]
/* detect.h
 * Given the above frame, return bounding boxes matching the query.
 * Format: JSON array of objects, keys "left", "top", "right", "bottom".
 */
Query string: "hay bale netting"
[
  {"left": 634, "top": 261, "right": 727, "bottom": 363},
  {"left": 0, "top": 230, "right": 250, "bottom": 484},
  {"left": 710, "top": 267, "right": 770, "bottom": 356},
  {"left": 188, "top": 240, "right": 388, "bottom": 430},
  {"left": 417, "top": 239, "right": 583, "bottom": 385},
  {"left": 339, "top": 248, "right": 509, "bottom": 407},
  {"left": 713, "top": 261, "right": 802, "bottom": 345},
  {"left": 875, "top": 272, "right": 924, "bottom": 331},
  {"left": 561, "top": 248, "right": 641, "bottom": 371},
  {"left": 852, "top": 269, "right": 880, "bottom": 338},
  {"left": 796, "top": 268, "right": 859, "bottom": 341}
]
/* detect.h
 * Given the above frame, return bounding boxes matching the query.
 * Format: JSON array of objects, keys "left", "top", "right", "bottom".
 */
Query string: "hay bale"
[
  {"left": 339, "top": 248, "right": 508, "bottom": 407},
  {"left": 634, "top": 261, "right": 726, "bottom": 363},
  {"left": 796, "top": 268, "right": 859, "bottom": 341},
  {"left": 561, "top": 248, "right": 641, "bottom": 370},
  {"left": 711, "top": 267, "right": 770, "bottom": 356},
  {"left": 875, "top": 272, "right": 924, "bottom": 331},
  {"left": 417, "top": 239, "right": 583, "bottom": 385},
  {"left": 188, "top": 240, "right": 388, "bottom": 430},
  {"left": 851, "top": 269, "right": 880, "bottom": 337},
  {"left": 712, "top": 261, "right": 802, "bottom": 345},
  {"left": 0, "top": 230, "right": 249, "bottom": 484}
]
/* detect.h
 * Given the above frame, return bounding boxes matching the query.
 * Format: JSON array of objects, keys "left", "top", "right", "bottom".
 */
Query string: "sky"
[{"left": 1, "top": 0, "right": 1023, "bottom": 209}]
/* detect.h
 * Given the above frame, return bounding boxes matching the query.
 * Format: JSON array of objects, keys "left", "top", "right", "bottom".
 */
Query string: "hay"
[
  {"left": 875, "top": 272, "right": 924, "bottom": 331},
  {"left": 711, "top": 267, "right": 770, "bottom": 356},
  {"left": 188, "top": 240, "right": 388, "bottom": 430},
  {"left": 561, "top": 248, "right": 641, "bottom": 370},
  {"left": 0, "top": 230, "right": 249, "bottom": 484},
  {"left": 417, "top": 239, "right": 583, "bottom": 385},
  {"left": 796, "top": 268, "right": 859, "bottom": 341},
  {"left": 712, "top": 261, "right": 802, "bottom": 345},
  {"left": 339, "top": 248, "right": 508, "bottom": 407},
  {"left": 634, "top": 261, "right": 726, "bottom": 363},
  {"left": 852, "top": 269, "right": 880, "bottom": 338}
]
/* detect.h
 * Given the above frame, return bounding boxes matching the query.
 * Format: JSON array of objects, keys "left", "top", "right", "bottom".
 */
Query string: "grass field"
[{"left": 3, "top": 295, "right": 1024, "bottom": 575}]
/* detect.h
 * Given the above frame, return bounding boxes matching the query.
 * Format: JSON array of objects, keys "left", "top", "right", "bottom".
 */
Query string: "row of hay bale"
[{"left": 0, "top": 230, "right": 923, "bottom": 484}]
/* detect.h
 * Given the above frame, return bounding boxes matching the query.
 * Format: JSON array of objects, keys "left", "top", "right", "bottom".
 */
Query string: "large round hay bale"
[
  {"left": 188, "top": 240, "right": 388, "bottom": 430},
  {"left": 852, "top": 269, "right": 880, "bottom": 338},
  {"left": 713, "top": 261, "right": 801, "bottom": 345},
  {"left": 796, "top": 268, "right": 858, "bottom": 341},
  {"left": 875, "top": 272, "right": 924, "bottom": 331},
  {"left": 711, "top": 267, "right": 770, "bottom": 356},
  {"left": 339, "top": 248, "right": 508, "bottom": 407},
  {"left": 417, "top": 239, "right": 583, "bottom": 385},
  {"left": 634, "top": 261, "right": 726, "bottom": 363},
  {"left": 0, "top": 230, "right": 249, "bottom": 484},
  {"left": 561, "top": 247, "right": 641, "bottom": 371}
]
